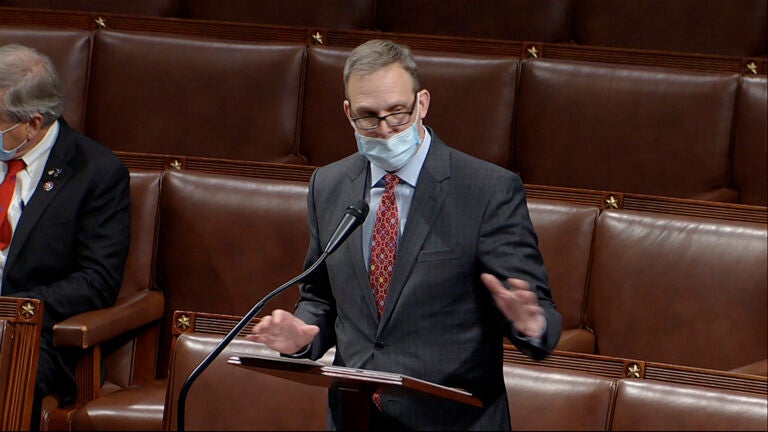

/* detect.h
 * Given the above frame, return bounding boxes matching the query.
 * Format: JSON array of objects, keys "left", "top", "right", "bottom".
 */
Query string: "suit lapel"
[
  {"left": 379, "top": 135, "right": 451, "bottom": 329},
  {"left": 6, "top": 122, "right": 75, "bottom": 272},
  {"left": 338, "top": 158, "right": 381, "bottom": 319}
]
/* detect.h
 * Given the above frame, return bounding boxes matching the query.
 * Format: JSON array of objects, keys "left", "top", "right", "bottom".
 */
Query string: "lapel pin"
[
  {"left": 43, "top": 181, "right": 54, "bottom": 192},
  {"left": 47, "top": 168, "right": 63, "bottom": 178}
]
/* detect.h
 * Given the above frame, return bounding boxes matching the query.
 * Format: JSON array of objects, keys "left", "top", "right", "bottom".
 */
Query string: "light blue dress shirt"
[{"left": 362, "top": 126, "right": 431, "bottom": 267}]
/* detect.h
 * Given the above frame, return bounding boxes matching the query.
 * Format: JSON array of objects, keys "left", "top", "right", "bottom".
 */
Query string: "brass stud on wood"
[
  {"left": 605, "top": 195, "right": 620, "bottom": 209},
  {"left": 625, "top": 363, "right": 642, "bottom": 378},
  {"left": 176, "top": 314, "right": 191, "bottom": 331},
  {"left": 19, "top": 301, "right": 36, "bottom": 320}
]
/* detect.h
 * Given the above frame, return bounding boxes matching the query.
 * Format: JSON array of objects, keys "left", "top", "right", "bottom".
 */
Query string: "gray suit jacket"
[{"left": 296, "top": 130, "right": 561, "bottom": 430}]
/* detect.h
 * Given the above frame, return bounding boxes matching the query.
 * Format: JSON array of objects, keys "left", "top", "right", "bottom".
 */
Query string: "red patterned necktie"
[
  {"left": 370, "top": 174, "right": 400, "bottom": 412},
  {"left": 0, "top": 159, "right": 26, "bottom": 250},
  {"left": 370, "top": 173, "right": 400, "bottom": 316}
]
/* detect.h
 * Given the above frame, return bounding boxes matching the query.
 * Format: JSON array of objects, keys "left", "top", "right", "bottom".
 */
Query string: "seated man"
[{"left": 0, "top": 44, "right": 131, "bottom": 430}]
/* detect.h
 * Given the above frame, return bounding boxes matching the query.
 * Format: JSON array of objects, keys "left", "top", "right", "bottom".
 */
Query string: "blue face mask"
[
  {"left": 355, "top": 101, "right": 421, "bottom": 172},
  {"left": 0, "top": 122, "right": 26, "bottom": 162}
]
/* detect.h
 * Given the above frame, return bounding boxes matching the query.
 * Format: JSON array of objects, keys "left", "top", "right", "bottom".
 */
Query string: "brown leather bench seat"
[
  {"left": 504, "top": 361, "right": 616, "bottom": 430},
  {"left": 570, "top": 0, "right": 768, "bottom": 57},
  {"left": 1, "top": 19, "right": 766, "bottom": 430},
  {"left": 0, "top": 25, "right": 90, "bottom": 131},
  {"left": 63, "top": 168, "right": 766, "bottom": 431},
  {"left": 732, "top": 75, "right": 768, "bottom": 206},
  {"left": 40, "top": 169, "right": 165, "bottom": 430},
  {"left": 1, "top": 23, "right": 765, "bottom": 204},
  {"left": 513, "top": 58, "right": 740, "bottom": 202},
  {"left": 84, "top": 30, "right": 308, "bottom": 165},
  {"left": 300, "top": 45, "right": 518, "bottom": 168},
  {"left": 525, "top": 199, "right": 598, "bottom": 353},
  {"left": 65, "top": 169, "right": 311, "bottom": 430},
  {"left": 156, "top": 312, "right": 767, "bottom": 431},
  {"left": 3, "top": 0, "right": 766, "bottom": 57},
  {"left": 586, "top": 209, "right": 767, "bottom": 372},
  {"left": 164, "top": 333, "right": 329, "bottom": 430},
  {"left": 611, "top": 378, "right": 768, "bottom": 431}
]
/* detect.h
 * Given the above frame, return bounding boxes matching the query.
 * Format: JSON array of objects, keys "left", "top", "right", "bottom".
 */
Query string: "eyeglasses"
[{"left": 350, "top": 93, "right": 418, "bottom": 130}]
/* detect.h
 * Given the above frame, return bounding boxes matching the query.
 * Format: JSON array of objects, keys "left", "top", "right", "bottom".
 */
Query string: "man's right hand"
[{"left": 245, "top": 309, "right": 319, "bottom": 355}]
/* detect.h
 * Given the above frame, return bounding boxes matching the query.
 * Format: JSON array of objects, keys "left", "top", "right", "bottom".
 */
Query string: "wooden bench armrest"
[{"left": 53, "top": 290, "right": 164, "bottom": 349}]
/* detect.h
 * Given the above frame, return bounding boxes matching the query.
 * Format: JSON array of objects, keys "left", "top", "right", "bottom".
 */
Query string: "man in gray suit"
[{"left": 248, "top": 39, "right": 561, "bottom": 430}]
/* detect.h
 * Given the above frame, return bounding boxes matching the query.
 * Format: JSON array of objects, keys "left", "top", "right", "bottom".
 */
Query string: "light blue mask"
[
  {"left": 355, "top": 120, "right": 421, "bottom": 172},
  {"left": 0, "top": 123, "right": 26, "bottom": 162},
  {"left": 355, "top": 106, "right": 421, "bottom": 172}
]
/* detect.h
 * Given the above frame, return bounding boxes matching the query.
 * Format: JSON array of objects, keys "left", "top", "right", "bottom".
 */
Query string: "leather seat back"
[
  {"left": 85, "top": 30, "right": 307, "bottom": 164},
  {"left": 300, "top": 45, "right": 518, "bottom": 168},
  {"left": 156, "top": 170, "right": 310, "bottom": 376},
  {"left": 179, "top": 0, "right": 376, "bottom": 29},
  {"left": 611, "top": 379, "right": 768, "bottom": 430},
  {"left": 732, "top": 76, "right": 768, "bottom": 206},
  {"left": 514, "top": 59, "right": 739, "bottom": 200},
  {"left": 102, "top": 169, "right": 163, "bottom": 390},
  {"left": 0, "top": 26, "right": 91, "bottom": 131},
  {"left": 587, "top": 209, "right": 768, "bottom": 371},
  {"left": 572, "top": 0, "right": 768, "bottom": 56},
  {"left": 527, "top": 199, "right": 598, "bottom": 335},
  {"left": 504, "top": 362, "right": 616, "bottom": 431},
  {"left": 376, "top": 0, "right": 572, "bottom": 42},
  {"left": 164, "top": 333, "right": 327, "bottom": 430},
  {"left": 0, "top": 0, "right": 179, "bottom": 15}
]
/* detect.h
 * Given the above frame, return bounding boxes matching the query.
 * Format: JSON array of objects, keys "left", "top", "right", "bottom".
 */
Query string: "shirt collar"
[
  {"left": 20, "top": 120, "right": 58, "bottom": 169},
  {"left": 370, "top": 125, "right": 432, "bottom": 188}
]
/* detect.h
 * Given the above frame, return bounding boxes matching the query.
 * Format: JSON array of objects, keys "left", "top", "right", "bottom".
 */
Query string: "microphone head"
[
  {"left": 346, "top": 200, "right": 369, "bottom": 222},
  {"left": 323, "top": 200, "right": 370, "bottom": 255}
]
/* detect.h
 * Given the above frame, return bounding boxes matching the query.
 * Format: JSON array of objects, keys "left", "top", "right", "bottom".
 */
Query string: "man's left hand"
[{"left": 481, "top": 273, "right": 546, "bottom": 338}]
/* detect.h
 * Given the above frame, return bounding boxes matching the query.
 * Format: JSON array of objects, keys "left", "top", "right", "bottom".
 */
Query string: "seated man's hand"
[{"left": 246, "top": 309, "right": 319, "bottom": 355}]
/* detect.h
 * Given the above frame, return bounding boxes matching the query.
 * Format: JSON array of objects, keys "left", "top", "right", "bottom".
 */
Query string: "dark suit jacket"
[
  {"left": 3, "top": 119, "right": 131, "bottom": 403},
  {"left": 296, "top": 130, "right": 562, "bottom": 430}
]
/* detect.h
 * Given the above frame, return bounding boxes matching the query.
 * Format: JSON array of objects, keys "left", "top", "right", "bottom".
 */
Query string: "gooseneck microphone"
[
  {"left": 324, "top": 200, "right": 369, "bottom": 254},
  {"left": 177, "top": 200, "right": 368, "bottom": 431}
]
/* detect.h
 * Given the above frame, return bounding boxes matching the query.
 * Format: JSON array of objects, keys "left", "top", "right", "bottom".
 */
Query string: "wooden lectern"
[{"left": 228, "top": 354, "right": 482, "bottom": 430}]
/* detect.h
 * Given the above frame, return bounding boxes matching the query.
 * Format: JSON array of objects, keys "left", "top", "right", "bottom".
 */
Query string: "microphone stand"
[{"left": 176, "top": 250, "right": 329, "bottom": 431}]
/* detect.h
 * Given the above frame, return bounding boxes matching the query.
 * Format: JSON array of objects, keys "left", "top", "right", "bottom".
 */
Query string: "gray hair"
[
  {"left": 343, "top": 39, "right": 420, "bottom": 99},
  {"left": 0, "top": 44, "right": 63, "bottom": 126}
]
